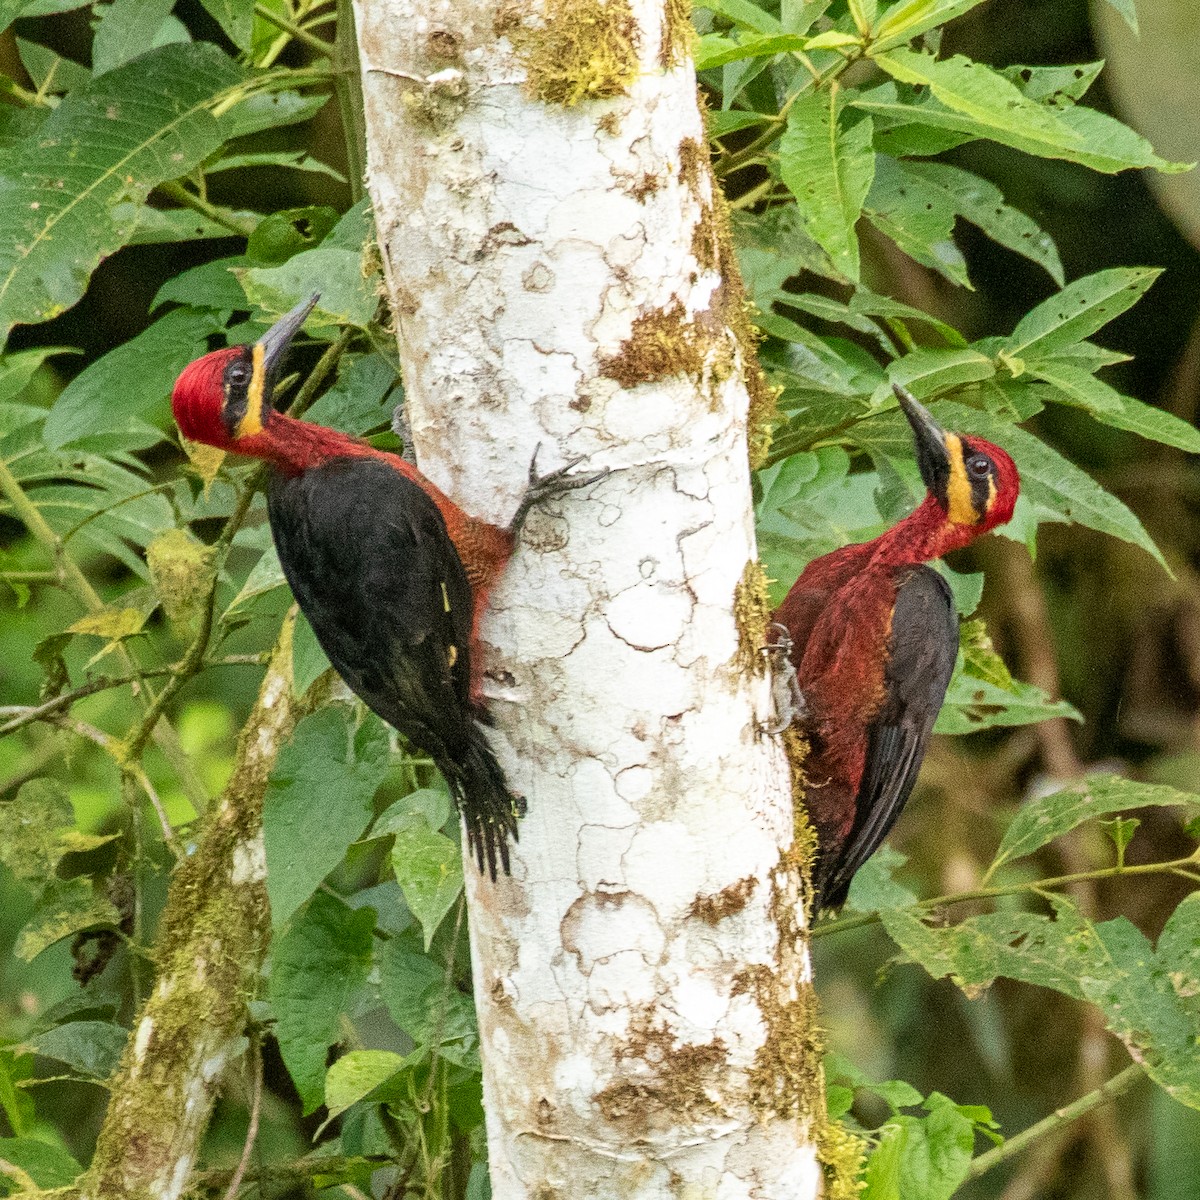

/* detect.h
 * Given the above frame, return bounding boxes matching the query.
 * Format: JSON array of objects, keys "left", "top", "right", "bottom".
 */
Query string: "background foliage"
[{"left": 0, "top": 0, "right": 1197, "bottom": 1197}]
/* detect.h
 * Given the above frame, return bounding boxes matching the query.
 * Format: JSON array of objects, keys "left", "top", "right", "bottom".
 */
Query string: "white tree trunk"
[{"left": 355, "top": 2, "right": 821, "bottom": 1196}]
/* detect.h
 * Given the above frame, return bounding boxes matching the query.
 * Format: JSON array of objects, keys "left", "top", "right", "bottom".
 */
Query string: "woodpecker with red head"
[
  {"left": 172, "top": 296, "right": 586, "bottom": 878},
  {"left": 773, "top": 385, "right": 1020, "bottom": 912}
]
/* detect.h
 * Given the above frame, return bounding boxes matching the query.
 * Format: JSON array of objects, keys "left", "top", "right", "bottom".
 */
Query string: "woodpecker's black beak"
[
  {"left": 893, "top": 384, "right": 952, "bottom": 506},
  {"left": 257, "top": 293, "right": 320, "bottom": 384}
]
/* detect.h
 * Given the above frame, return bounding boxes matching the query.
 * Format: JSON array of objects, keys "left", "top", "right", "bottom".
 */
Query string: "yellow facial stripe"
[
  {"left": 986, "top": 475, "right": 997, "bottom": 514},
  {"left": 943, "top": 432, "right": 978, "bottom": 525},
  {"left": 447, "top": 644, "right": 458, "bottom": 668},
  {"left": 441, "top": 582, "right": 451, "bottom": 613},
  {"left": 234, "top": 343, "right": 267, "bottom": 439}
]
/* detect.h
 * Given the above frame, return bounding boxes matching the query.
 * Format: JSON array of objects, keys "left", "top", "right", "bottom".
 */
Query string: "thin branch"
[
  {"left": 222, "top": 1033, "right": 264, "bottom": 1200},
  {"left": 254, "top": 2, "right": 335, "bottom": 56},
  {"left": 965, "top": 1063, "right": 1144, "bottom": 1181},
  {"left": 811, "top": 854, "right": 1200, "bottom": 939},
  {"left": 153, "top": 180, "right": 258, "bottom": 237}
]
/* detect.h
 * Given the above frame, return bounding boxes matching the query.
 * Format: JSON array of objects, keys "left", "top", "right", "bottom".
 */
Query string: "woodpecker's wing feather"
[
  {"left": 819, "top": 565, "right": 957, "bottom": 909},
  {"left": 267, "top": 456, "right": 520, "bottom": 877}
]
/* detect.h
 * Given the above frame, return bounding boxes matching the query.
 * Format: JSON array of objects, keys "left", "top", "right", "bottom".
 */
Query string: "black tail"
[{"left": 442, "top": 728, "right": 526, "bottom": 881}]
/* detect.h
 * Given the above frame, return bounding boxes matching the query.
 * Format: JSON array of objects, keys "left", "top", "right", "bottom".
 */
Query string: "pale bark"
[{"left": 355, "top": 2, "right": 820, "bottom": 1197}]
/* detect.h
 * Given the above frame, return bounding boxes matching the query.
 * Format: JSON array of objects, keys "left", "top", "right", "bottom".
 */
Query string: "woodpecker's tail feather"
[{"left": 443, "top": 729, "right": 526, "bottom": 881}]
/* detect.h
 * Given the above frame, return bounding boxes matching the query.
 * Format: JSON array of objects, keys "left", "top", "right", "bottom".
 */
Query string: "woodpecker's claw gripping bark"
[
  {"left": 509, "top": 444, "right": 611, "bottom": 536},
  {"left": 758, "top": 622, "right": 807, "bottom": 735}
]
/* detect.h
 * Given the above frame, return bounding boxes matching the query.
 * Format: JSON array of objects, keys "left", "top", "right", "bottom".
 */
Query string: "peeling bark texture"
[
  {"left": 355, "top": 2, "right": 819, "bottom": 1197},
  {"left": 30, "top": 619, "right": 297, "bottom": 1200}
]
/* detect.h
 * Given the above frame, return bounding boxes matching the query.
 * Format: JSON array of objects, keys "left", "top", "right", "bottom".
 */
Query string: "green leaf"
[
  {"left": 246, "top": 206, "right": 340, "bottom": 266},
  {"left": 893, "top": 160, "right": 1063, "bottom": 284},
  {"left": 378, "top": 941, "right": 479, "bottom": 1065},
  {"left": 865, "top": 155, "right": 968, "bottom": 286},
  {"left": 1099, "top": 0, "right": 1138, "bottom": 35},
  {"left": 121, "top": 202, "right": 259, "bottom": 246},
  {"left": 1100, "top": 816, "right": 1141, "bottom": 862},
  {"left": 304, "top": 353, "right": 398, "bottom": 433},
  {"left": 43, "top": 305, "right": 225, "bottom": 449},
  {"left": 67, "top": 605, "right": 149, "bottom": 642},
  {"left": 237, "top": 247, "right": 377, "bottom": 336},
  {"left": 268, "top": 891, "right": 376, "bottom": 1115},
  {"left": 199, "top": 0, "right": 255, "bottom": 50},
  {"left": 0, "top": 779, "right": 74, "bottom": 885},
  {"left": 224, "top": 544, "right": 288, "bottom": 615},
  {"left": 998, "top": 61, "right": 1105, "bottom": 105},
  {"left": 91, "top": 0, "right": 178, "bottom": 76},
  {"left": 873, "top": 0, "right": 989, "bottom": 51},
  {"left": 27, "top": 1020, "right": 127, "bottom": 1079},
  {"left": 1023, "top": 358, "right": 1200, "bottom": 453},
  {"left": 936, "top": 671, "right": 1080, "bottom": 734},
  {"left": 880, "top": 347, "right": 995, "bottom": 401},
  {"left": 208, "top": 149, "right": 345, "bottom": 181},
  {"left": 837, "top": 824, "right": 922, "bottom": 923},
  {"left": 894, "top": 1094, "right": 976, "bottom": 1200},
  {"left": 325, "top": 1050, "right": 408, "bottom": 1119},
  {"left": 698, "top": 0, "right": 781, "bottom": 33},
  {"left": 217, "top": 89, "right": 330, "bottom": 140},
  {"left": 0, "top": 1137, "right": 80, "bottom": 1192},
  {"left": 989, "top": 775, "right": 1200, "bottom": 877},
  {"left": 390, "top": 817, "right": 464, "bottom": 951},
  {"left": 0, "top": 42, "right": 243, "bottom": 340},
  {"left": 779, "top": 89, "right": 876, "bottom": 281},
  {"left": 152, "top": 257, "right": 247, "bottom": 312},
  {"left": 15, "top": 878, "right": 121, "bottom": 961},
  {"left": 863, "top": 1122, "right": 904, "bottom": 1200},
  {"left": 15, "top": 38, "right": 90, "bottom": 94},
  {"left": 264, "top": 706, "right": 391, "bottom": 928},
  {"left": 871, "top": 49, "right": 1187, "bottom": 173},
  {"left": 1005, "top": 267, "right": 1161, "bottom": 360},
  {"left": 695, "top": 31, "right": 812, "bottom": 70}
]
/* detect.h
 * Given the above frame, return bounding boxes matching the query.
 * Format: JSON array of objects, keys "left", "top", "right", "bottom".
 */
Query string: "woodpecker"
[
  {"left": 172, "top": 296, "right": 593, "bottom": 878},
  {"left": 773, "top": 385, "right": 1020, "bottom": 912}
]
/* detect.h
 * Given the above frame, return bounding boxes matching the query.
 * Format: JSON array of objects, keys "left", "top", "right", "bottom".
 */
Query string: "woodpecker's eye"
[
  {"left": 226, "top": 361, "right": 251, "bottom": 388},
  {"left": 966, "top": 454, "right": 991, "bottom": 479}
]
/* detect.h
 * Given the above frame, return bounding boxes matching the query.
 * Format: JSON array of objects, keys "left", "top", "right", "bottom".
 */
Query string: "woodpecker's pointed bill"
[
  {"left": 894, "top": 384, "right": 951, "bottom": 500},
  {"left": 260, "top": 293, "right": 320, "bottom": 368}
]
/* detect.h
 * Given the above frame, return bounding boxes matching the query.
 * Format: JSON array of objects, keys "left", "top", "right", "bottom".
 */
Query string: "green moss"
[
  {"left": 818, "top": 1117, "right": 869, "bottom": 1199},
  {"left": 513, "top": 0, "right": 640, "bottom": 107},
  {"left": 733, "top": 558, "right": 773, "bottom": 677}
]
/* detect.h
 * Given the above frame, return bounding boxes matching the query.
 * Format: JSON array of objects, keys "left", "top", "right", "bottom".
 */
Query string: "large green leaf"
[
  {"left": 0, "top": 42, "right": 243, "bottom": 340},
  {"left": 198, "top": 0, "right": 255, "bottom": 50},
  {"left": 263, "top": 706, "right": 391, "bottom": 928},
  {"left": 43, "top": 307, "right": 225, "bottom": 448},
  {"left": 865, "top": 155, "right": 968, "bottom": 286},
  {"left": 324, "top": 1050, "right": 408, "bottom": 1120},
  {"left": 1004, "top": 267, "right": 1161, "bottom": 360},
  {"left": 872, "top": 0, "right": 989, "bottom": 51},
  {"left": 1024, "top": 358, "right": 1200, "bottom": 453},
  {"left": 27, "top": 1021, "right": 128, "bottom": 1079},
  {"left": 881, "top": 893, "right": 1200, "bottom": 1108},
  {"left": 91, "top": 0, "right": 180, "bottom": 76},
  {"left": 378, "top": 940, "right": 479, "bottom": 1066},
  {"left": 268, "top": 891, "right": 376, "bottom": 1115},
  {"left": 390, "top": 816, "right": 464, "bottom": 951},
  {"left": 989, "top": 775, "right": 1200, "bottom": 877},
  {"left": 0, "top": 1138, "right": 81, "bottom": 1193},
  {"left": 855, "top": 74, "right": 1186, "bottom": 173},
  {"left": 779, "top": 88, "right": 876, "bottom": 281}
]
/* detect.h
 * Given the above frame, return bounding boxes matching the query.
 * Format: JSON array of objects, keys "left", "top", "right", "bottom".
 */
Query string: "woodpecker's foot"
[
  {"left": 758, "top": 622, "right": 806, "bottom": 735},
  {"left": 508, "top": 444, "right": 610, "bottom": 537},
  {"left": 392, "top": 405, "right": 419, "bottom": 467}
]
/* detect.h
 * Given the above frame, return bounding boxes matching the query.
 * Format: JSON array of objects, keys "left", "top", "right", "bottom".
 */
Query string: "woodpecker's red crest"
[{"left": 172, "top": 294, "right": 319, "bottom": 453}]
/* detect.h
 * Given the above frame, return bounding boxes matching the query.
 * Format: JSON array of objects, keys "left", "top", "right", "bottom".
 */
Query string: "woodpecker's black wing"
[
  {"left": 267, "top": 456, "right": 521, "bottom": 877},
  {"left": 819, "top": 565, "right": 958, "bottom": 910}
]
